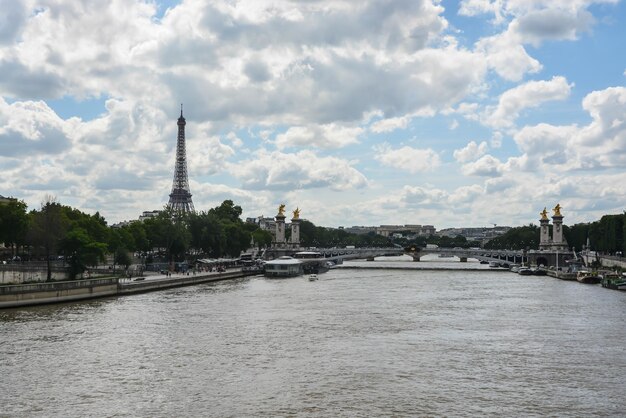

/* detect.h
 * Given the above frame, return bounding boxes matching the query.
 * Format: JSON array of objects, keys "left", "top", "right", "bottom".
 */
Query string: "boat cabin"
[{"left": 264, "top": 256, "right": 303, "bottom": 277}]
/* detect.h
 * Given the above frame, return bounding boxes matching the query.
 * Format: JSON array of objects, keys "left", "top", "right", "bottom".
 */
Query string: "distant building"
[
  {"left": 247, "top": 216, "right": 277, "bottom": 240},
  {"left": 437, "top": 226, "right": 511, "bottom": 243},
  {"left": 139, "top": 210, "right": 161, "bottom": 222},
  {"left": 343, "top": 226, "right": 378, "bottom": 235},
  {"left": 338, "top": 224, "right": 436, "bottom": 237},
  {"left": 111, "top": 220, "right": 134, "bottom": 228},
  {"left": 376, "top": 224, "right": 436, "bottom": 238},
  {"left": 0, "top": 195, "right": 15, "bottom": 205}
]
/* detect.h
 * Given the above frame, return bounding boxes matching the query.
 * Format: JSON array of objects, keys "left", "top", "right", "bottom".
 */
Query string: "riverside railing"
[{"left": 0, "top": 278, "right": 119, "bottom": 295}]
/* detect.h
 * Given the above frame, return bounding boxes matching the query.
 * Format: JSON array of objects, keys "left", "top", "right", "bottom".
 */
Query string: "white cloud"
[
  {"left": 400, "top": 185, "right": 449, "bottom": 209},
  {"left": 0, "top": 99, "right": 71, "bottom": 156},
  {"left": 275, "top": 124, "right": 363, "bottom": 149},
  {"left": 512, "top": 86, "right": 626, "bottom": 171},
  {"left": 229, "top": 150, "right": 368, "bottom": 191},
  {"left": 187, "top": 135, "right": 235, "bottom": 176},
  {"left": 453, "top": 140, "right": 488, "bottom": 163},
  {"left": 375, "top": 144, "right": 441, "bottom": 173},
  {"left": 490, "top": 131, "right": 503, "bottom": 148},
  {"left": 461, "top": 154, "right": 504, "bottom": 177},
  {"left": 475, "top": 31, "right": 542, "bottom": 82},
  {"left": 513, "top": 123, "right": 576, "bottom": 166},
  {"left": 512, "top": 8, "right": 595, "bottom": 46},
  {"left": 487, "top": 76, "right": 572, "bottom": 128},
  {"left": 370, "top": 116, "right": 410, "bottom": 133},
  {"left": 467, "top": 2, "right": 610, "bottom": 81}
]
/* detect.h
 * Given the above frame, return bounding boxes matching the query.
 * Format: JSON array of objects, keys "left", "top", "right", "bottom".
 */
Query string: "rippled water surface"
[{"left": 2, "top": 262, "right": 625, "bottom": 417}]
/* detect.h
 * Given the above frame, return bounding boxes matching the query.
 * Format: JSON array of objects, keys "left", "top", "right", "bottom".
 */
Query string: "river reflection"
[{"left": 1, "top": 261, "right": 625, "bottom": 417}]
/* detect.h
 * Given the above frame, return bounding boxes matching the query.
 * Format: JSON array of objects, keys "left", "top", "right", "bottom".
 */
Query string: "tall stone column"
[
  {"left": 539, "top": 207, "right": 551, "bottom": 250},
  {"left": 290, "top": 207, "right": 301, "bottom": 249},
  {"left": 551, "top": 203, "right": 564, "bottom": 249},
  {"left": 274, "top": 205, "right": 286, "bottom": 249}
]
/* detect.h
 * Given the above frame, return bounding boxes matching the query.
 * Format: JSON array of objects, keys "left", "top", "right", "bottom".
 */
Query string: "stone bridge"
[
  {"left": 264, "top": 247, "right": 404, "bottom": 262},
  {"left": 407, "top": 247, "right": 526, "bottom": 265},
  {"left": 266, "top": 246, "right": 527, "bottom": 265}
]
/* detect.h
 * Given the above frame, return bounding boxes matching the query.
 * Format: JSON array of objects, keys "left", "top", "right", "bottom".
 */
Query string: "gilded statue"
[
  {"left": 278, "top": 204, "right": 286, "bottom": 216},
  {"left": 293, "top": 207, "right": 300, "bottom": 219},
  {"left": 553, "top": 203, "right": 562, "bottom": 217},
  {"left": 540, "top": 207, "right": 548, "bottom": 220}
]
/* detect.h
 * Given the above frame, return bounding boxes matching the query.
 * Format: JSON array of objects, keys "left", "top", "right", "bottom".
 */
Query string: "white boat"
[
  {"left": 264, "top": 256, "right": 303, "bottom": 278},
  {"left": 308, "top": 274, "right": 318, "bottom": 281}
]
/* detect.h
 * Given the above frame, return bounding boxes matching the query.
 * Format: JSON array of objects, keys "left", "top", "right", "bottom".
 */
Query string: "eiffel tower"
[{"left": 168, "top": 105, "right": 195, "bottom": 214}]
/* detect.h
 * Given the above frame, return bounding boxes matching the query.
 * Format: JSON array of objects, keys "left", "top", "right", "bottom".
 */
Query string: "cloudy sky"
[{"left": 1, "top": 0, "right": 625, "bottom": 229}]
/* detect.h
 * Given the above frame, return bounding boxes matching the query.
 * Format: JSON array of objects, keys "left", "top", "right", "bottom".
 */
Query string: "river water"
[{"left": 1, "top": 257, "right": 625, "bottom": 417}]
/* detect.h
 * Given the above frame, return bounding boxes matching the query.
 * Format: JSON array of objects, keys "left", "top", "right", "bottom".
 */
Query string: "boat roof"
[{"left": 266, "top": 256, "right": 302, "bottom": 265}]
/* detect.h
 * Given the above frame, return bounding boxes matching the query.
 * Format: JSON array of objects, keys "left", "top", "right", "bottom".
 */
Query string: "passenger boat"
[
  {"left": 308, "top": 274, "right": 318, "bottom": 281},
  {"left": 518, "top": 267, "right": 533, "bottom": 275},
  {"left": 576, "top": 270, "right": 601, "bottom": 284},
  {"left": 293, "top": 251, "right": 330, "bottom": 274},
  {"left": 600, "top": 272, "right": 626, "bottom": 290},
  {"left": 264, "top": 256, "right": 303, "bottom": 278}
]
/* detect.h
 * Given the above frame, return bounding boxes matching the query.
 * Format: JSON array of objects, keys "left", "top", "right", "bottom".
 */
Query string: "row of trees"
[
  {"left": 0, "top": 198, "right": 268, "bottom": 280},
  {"left": 0, "top": 197, "right": 110, "bottom": 280},
  {"left": 566, "top": 213, "right": 625, "bottom": 254},
  {"left": 483, "top": 213, "right": 626, "bottom": 254},
  {"left": 297, "top": 220, "right": 391, "bottom": 248}
]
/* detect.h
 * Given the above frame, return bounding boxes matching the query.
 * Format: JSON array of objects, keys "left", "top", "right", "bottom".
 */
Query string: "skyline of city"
[{"left": 1, "top": 1, "right": 625, "bottom": 229}]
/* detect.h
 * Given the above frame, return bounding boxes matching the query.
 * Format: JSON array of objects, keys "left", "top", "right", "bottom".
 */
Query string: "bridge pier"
[
  {"left": 459, "top": 257, "right": 467, "bottom": 262},
  {"left": 412, "top": 256, "right": 420, "bottom": 262},
  {"left": 366, "top": 256, "right": 375, "bottom": 261}
]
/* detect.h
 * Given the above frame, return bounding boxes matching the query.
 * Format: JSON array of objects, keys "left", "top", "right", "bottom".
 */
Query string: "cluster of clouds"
[{"left": 0, "top": 0, "right": 624, "bottom": 227}]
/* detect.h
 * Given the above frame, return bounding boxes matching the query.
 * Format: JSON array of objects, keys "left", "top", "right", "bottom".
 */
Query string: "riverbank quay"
[
  {"left": 117, "top": 269, "right": 253, "bottom": 296},
  {"left": 0, "top": 269, "right": 256, "bottom": 309},
  {"left": 336, "top": 265, "right": 505, "bottom": 272}
]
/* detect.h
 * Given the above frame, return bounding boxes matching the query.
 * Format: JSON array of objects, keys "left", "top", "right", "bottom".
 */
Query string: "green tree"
[
  {"left": 0, "top": 199, "right": 29, "bottom": 257},
  {"left": 209, "top": 200, "right": 243, "bottom": 223},
  {"left": 108, "top": 227, "right": 135, "bottom": 270},
  {"left": 251, "top": 228, "right": 272, "bottom": 249},
  {"left": 143, "top": 209, "right": 191, "bottom": 263},
  {"left": 223, "top": 222, "right": 250, "bottom": 257},
  {"left": 127, "top": 221, "right": 150, "bottom": 252},
  {"left": 484, "top": 224, "right": 539, "bottom": 250},
  {"left": 61, "top": 227, "right": 107, "bottom": 279},
  {"left": 187, "top": 211, "right": 225, "bottom": 256},
  {"left": 114, "top": 246, "right": 132, "bottom": 269},
  {"left": 28, "top": 197, "right": 68, "bottom": 281}
]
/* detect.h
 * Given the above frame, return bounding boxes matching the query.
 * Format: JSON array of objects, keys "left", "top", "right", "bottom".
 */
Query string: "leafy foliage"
[
  {"left": 566, "top": 213, "right": 625, "bottom": 254},
  {"left": 0, "top": 199, "right": 29, "bottom": 256},
  {"left": 483, "top": 224, "right": 539, "bottom": 250}
]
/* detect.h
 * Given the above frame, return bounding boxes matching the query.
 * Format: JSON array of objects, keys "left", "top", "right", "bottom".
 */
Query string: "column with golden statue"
[
  {"left": 539, "top": 207, "right": 551, "bottom": 250},
  {"left": 274, "top": 204, "right": 287, "bottom": 248},
  {"left": 551, "top": 203, "right": 567, "bottom": 249},
  {"left": 290, "top": 207, "right": 301, "bottom": 249}
]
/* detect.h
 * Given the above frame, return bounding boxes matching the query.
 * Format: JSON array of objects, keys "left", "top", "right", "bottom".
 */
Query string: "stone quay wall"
[
  {"left": 0, "top": 265, "right": 69, "bottom": 284},
  {"left": 0, "top": 278, "right": 119, "bottom": 308}
]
